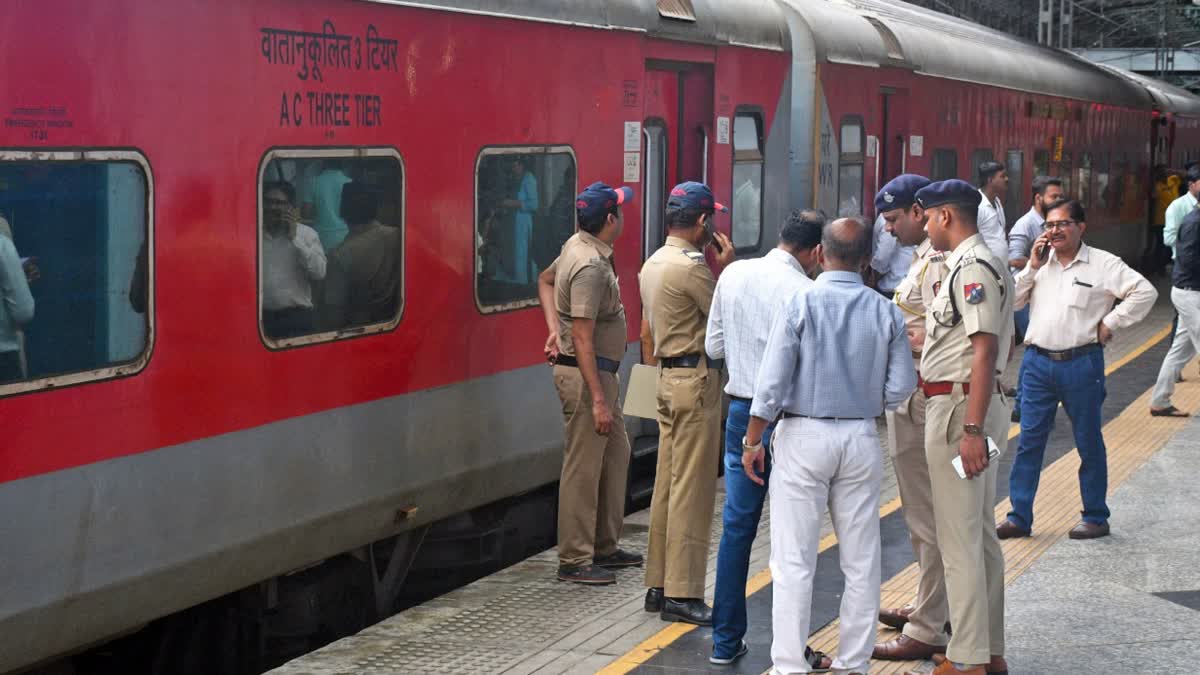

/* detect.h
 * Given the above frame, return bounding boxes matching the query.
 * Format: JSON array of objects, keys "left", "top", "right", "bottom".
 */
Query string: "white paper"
[
  {"left": 623, "top": 152, "right": 641, "bottom": 183},
  {"left": 866, "top": 135, "right": 879, "bottom": 158},
  {"left": 716, "top": 116, "right": 731, "bottom": 145},
  {"left": 623, "top": 364, "right": 659, "bottom": 419},
  {"left": 623, "top": 121, "right": 642, "bottom": 152},
  {"left": 909, "top": 135, "right": 924, "bottom": 157}
]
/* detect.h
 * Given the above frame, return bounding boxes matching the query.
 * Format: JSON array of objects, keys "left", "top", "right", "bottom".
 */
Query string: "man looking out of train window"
[
  {"left": 262, "top": 181, "right": 327, "bottom": 339},
  {"left": 639, "top": 182, "right": 735, "bottom": 625},
  {"left": 536, "top": 182, "right": 643, "bottom": 586},
  {"left": 976, "top": 161, "right": 1010, "bottom": 264},
  {"left": 705, "top": 209, "right": 832, "bottom": 670},
  {"left": 1000, "top": 200, "right": 1156, "bottom": 542}
]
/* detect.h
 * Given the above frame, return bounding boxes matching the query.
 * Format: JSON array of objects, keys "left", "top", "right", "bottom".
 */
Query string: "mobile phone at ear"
[
  {"left": 708, "top": 224, "right": 723, "bottom": 253},
  {"left": 1036, "top": 241, "right": 1050, "bottom": 263}
]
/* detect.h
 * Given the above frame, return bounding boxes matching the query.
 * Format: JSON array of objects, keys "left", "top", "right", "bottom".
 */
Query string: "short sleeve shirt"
[
  {"left": 638, "top": 236, "right": 715, "bottom": 358},
  {"left": 893, "top": 238, "right": 949, "bottom": 355},
  {"left": 920, "top": 233, "right": 1015, "bottom": 383},
  {"left": 552, "top": 231, "right": 627, "bottom": 361}
]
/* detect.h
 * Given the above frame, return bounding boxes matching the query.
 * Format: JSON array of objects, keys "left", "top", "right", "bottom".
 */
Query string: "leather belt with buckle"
[
  {"left": 555, "top": 354, "right": 621, "bottom": 374},
  {"left": 661, "top": 353, "right": 724, "bottom": 369},
  {"left": 918, "top": 376, "right": 1003, "bottom": 398},
  {"left": 781, "top": 412, "right": 866, "bottom": 421},
  {"left": 1030, "top": 343, "right": 1102, "bottom": 362}
]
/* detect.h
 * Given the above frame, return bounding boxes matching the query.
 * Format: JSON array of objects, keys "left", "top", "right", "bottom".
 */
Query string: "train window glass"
[
  {"left": 931, "top": 149, "right": 958, "bottom": 182},
  {"left": 476, "top": 146, "right": 576, "bottom": 313},
  {"left": 1058, "top": 151, "right": 1072, "bottom": 197},
  {"left": 1005, "top": 150, "right": 1024, "bottom": 225},
  {"left": 1077, "top": 152, "right": 1092, "bottom": 205},
  {"left": 1034, "top": 150, "right": 1049, "bottom": 178},
  {"left": 838, "top": 117, "right": 864, "bottom": 216},
  {"left": 0, "top": 151, "right": 152, "bottom": 395},
  {"left": 1095, "top": 153, "right": 1110, "bottom": 210},
  {"left": 732, "top": 112, "right": 764, "bottom": 250},
  {"left": 969, "top": 149, "right": 994, "bottom": 183},
  {"left": 258, "top": 149, "right": 404, "bottom": 347}
]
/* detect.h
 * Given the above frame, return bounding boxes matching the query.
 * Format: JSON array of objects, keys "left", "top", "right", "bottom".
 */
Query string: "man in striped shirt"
[{"left": 704, "top": 210, "right": 830, "bottom": 669}]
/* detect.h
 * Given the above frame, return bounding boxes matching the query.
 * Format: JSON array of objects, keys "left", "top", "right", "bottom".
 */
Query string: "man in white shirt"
[
  {"left": 976, "top": 161, "right": 1010, "bottom": 263},
  {"left": 998, "top": 199, "right": 1156, "bottom": 542},
  {"left": 262, "top": 181, "right": 327, "bottom": 339},
  {"left": 704, "top": 209, "right": 830, "bottom": 670},
  {"left": 1157, "top": 164, "right": 1200, "bottom": 389}
]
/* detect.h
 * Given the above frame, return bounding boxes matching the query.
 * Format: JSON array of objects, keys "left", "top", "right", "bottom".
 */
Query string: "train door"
[
  {"left": 628, "top": 63, "right": 716, "bottom": 506},
  {"left": 879, "top": 88, "right": 911, "bottom": 194}
]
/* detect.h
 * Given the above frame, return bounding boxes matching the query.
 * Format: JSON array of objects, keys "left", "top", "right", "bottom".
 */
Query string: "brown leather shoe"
[
  {"left": 996, "top": 519, "right": 1031, "bottom": 539},
  {"left": 873, "top": 634, "right": 940, "bottom": 660},
  {"left": 932, "top": 653, "right": 1008, "bottom": 674},
  {"left": 1069, "top": 521, "right": 1110, "bottom": 539},
  {"left": 878, "top": 604, "right": 914, "bottom": 629}
]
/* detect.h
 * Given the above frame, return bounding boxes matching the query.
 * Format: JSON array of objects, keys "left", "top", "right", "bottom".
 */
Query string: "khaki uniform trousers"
[
  {"left": 886, "top": 387, "right": 950, "bottom": 646},
  {"left": 645, "top": 363, "right": 722, "bottom": 599},
  {"left": 925, "top": 388, "right": 1010, "bottom": 665},
  {"left": 553, "top": 366, "right": 632, "bottom": 567}
]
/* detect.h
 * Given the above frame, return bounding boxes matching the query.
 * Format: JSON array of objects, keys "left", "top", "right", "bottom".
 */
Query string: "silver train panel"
[{"left": 0, "top": 363, "right": 572, "bottom": 673}]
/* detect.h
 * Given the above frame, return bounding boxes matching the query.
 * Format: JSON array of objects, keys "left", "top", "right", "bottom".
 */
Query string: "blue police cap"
[
  {"left": 576, "top": 182, "right": 634, "bottom": 222},
  {"left": 915, "top": 179, "right": 983, "bottom": 210},
  {"left": 666, "top": 181, "right": 729, "bottom": 213},
  {"left": 875, "top": 174, "right": 931, "bottom": 213}
]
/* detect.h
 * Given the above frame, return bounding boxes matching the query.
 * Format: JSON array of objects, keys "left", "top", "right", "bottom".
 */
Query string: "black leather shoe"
[
  {"left": 557, "top": 564, "right": 615, "bottom": 585},
  {"left": 644, "top": 587, "right": 664, "bottom": 612},
  {"left": 660, "top": 597, "right": 713, "bottom": 626},
  {"left": 595, "top": 549, "right": 644, "bottom": 568}
]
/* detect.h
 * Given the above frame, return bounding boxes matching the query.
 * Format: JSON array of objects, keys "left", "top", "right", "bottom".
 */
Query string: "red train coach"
[{"left": 0, "top": 0, "right": 789, "bottom": 672}]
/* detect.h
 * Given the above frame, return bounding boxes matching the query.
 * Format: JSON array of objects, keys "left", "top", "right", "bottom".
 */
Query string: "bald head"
[{"left": 820, "top": 217, "right": 871, "bottom": 271}]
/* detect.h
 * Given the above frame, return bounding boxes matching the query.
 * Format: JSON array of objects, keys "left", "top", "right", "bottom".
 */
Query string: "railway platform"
[{"left": 268, "top": 293, "right": 1200, "bottom": 675}]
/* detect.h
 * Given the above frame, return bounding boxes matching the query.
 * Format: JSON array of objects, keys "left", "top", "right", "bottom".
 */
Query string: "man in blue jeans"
[
  {"left": 704, "top": 210, "right": 830, "bottom": 668},
  {"left": 997, "top": 200, "right": 1156, "bottom": 541}
]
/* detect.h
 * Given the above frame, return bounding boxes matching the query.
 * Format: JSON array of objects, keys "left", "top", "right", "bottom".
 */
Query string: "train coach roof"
[
  {"left": 358, "top": 0, "right": 789, "bottom": 51},
  {"left": 779, "top": 0, "right": 1159, "bottom": 111},
  {"left": 1093, "top": 64, "right": 1200, "bottom": 117}
]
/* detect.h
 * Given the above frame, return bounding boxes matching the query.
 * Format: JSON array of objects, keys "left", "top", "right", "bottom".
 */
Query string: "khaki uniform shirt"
[
  {"left": 894, "top": 238, "right": 950, "bottom": 355},
  {"left": 639, "top": 236, "right": 715, "bottom": 358},
  {"left": 920, "top": 233, "right": 1015, "bottom": 383},
  {"left": 550, "top": 231, "right": 627, "bottom": 362}
]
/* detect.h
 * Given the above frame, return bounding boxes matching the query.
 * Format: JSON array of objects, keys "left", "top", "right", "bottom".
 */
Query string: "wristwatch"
[
  {"left": 963, "top": 423, "right": 984, "bottom": 437},
  {"left": 742, "top": 436, "right": 763, "bottom": 454}
]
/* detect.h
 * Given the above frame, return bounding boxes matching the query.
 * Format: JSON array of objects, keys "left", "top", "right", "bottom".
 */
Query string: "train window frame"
[
  {"left": 643, "top": 121, "right": 668, "bottom": 261},
  {"left": 473, "top": 144, "right": 578, "bottom": 315},
  {"left": 256, "top": 147, "right": 406, "bottom": 350},
  {"left": 838, "top": 116, "right": 865, "bottom": 216},
  {"left": 0, "top": 148, "right": 154, "bottom": 398},
  {"left": 931, "top": 148, "right": 958, "bottom": 182},
  {"left": 731, "top": 107, "right": 765, "bottom": 253},
  {"left": 1004, "top": 149, "right": 1024, "bottom": 226},
  {"left": 969, "top": 148, "right": 995, "bottom": 184}
]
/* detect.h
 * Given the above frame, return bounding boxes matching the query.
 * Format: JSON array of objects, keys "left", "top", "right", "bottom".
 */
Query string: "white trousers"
[
  {"left": 769, "top": 417, "right": 883, "bottom": 675},
  {"left": 1151, "top": 287, "right": 1200, "bottom": 409}
]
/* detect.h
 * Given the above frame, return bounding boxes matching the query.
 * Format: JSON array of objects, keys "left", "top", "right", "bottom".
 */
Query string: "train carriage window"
[
  {"left": 838, "top": 117, "right": 865, "bottom": 216},
  {"left": 0, "top": 150, "right": 152, "bottom": 395},
  {"left": 970, "top": 148, "right": 994, "bottom": 183},
  {"left": 258, "top": 148, "right": 404, "bottom": 347},
  {"left": 1095, "top": 153, "right": 1110, "bottom": 210},
  {"left": 1005, "top": 150, "right": 1024, "bottom": 225},
  {"left": 1033, "top": 150, "right": 1050, "bottom": 179},
  {"left": 732, "top": 111, "right": 765, "bottom": 250},
  {"left": 475, "top": 146, "right": 576, "bottom": 313},
  {"left": 931, "top": 149, "right": 958, "bottom": 182},
  {"left": 1058, "top": 151, "right": 1073, "bottom": 197},
  {"left": 1077, "top": 152, "right": 1093, "bottom": 205}
]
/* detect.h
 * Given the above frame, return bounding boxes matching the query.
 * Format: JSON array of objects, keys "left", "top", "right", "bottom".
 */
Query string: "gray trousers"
[{"left": 1151, "top": 287, "right": 1200, "bottom": 409}]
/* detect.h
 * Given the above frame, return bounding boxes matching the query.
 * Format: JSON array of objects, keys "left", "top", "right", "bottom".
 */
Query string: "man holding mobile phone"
[{"left": 912, "top": 179, "right": 1014, "bottom": 675}]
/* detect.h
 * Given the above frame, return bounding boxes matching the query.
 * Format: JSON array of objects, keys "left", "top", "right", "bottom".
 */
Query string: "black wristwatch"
[{"left": 963, "top": 423, "right": 984, "bottom": 437}]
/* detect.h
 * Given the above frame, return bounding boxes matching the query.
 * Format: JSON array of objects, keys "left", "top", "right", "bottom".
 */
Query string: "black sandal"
[
  {"left": 805, "top": 645, "right": 832, "bottom": 672},
  {"left": 1151, "top": 406, "right": 1190, "bottom": 417}
]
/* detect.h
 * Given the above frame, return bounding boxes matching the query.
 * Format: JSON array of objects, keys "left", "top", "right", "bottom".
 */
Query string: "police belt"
[
  {"left": 660, "top": 353, "right": 724, "bottom": 370},
  {"left": 1030, "top": 343, "right": 1102, "bottom": 362},
  {"left": 555, "top": 354, "right": 621, "bottom": 374},
  {"left": 918, "top": 376, "right": 1004, "bottom": 398}
]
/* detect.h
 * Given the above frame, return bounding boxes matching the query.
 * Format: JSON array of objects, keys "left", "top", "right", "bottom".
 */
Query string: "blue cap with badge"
[
  {"left": 575, "top": 182, "right": 634, "bottom": 222},
  {"left": 875, "top": 174, "right": 931, "bottom": 213},
  {"left": 667, "top": 181, "right": 729, "bottom": 213},
  {"left": 915, "top": 179, "right": 983, "bottom": 209}
]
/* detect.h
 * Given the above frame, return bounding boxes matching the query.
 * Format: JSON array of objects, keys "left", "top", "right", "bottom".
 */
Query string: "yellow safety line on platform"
[
  {"left": 599, "top": 324, "right": 1174, "bottom": 675},
  {"left": 807, "top": 324, "right": 1182, "bottom": 674}
]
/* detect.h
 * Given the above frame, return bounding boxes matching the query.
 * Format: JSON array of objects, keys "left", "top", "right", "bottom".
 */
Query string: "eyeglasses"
[{"left": 1044, "top": 220, "right": 1078, "bottom": 230}]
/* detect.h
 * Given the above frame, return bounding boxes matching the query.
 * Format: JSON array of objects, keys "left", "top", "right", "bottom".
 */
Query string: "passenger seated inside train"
[
  {"left": 261, "top": 180, "right": 327, "bottom": 340},
  {"left": 322, "top": 182, "right": 401, "bottom": 329}
]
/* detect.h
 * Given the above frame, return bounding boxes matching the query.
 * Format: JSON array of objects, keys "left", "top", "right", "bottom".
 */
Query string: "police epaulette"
[{"left": 684, "top": 250, "right": 706, "bottom": 263}]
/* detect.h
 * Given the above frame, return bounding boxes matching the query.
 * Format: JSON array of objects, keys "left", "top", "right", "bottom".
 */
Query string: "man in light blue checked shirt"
[
  {"left": 742, "top": 218, "right": 916, "bottom": 675},
  {"left": 704, "top": 209, "right": 830, "bottom": 669}
]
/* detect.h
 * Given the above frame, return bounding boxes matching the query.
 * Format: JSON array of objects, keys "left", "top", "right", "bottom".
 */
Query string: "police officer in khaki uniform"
[
  {"left": 868, "top": 175, "right": 956, "bottom": 662},
  {"left": 536, "top": 182, "right": 643, "bottom": 585},
  {"left": 906, "top": 180, "right": 1013, "bottom": 675},
  {"left": 639, "top": 182, "right": 734, "bottom": 626}
]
